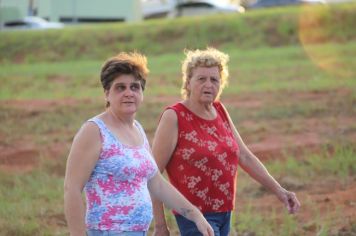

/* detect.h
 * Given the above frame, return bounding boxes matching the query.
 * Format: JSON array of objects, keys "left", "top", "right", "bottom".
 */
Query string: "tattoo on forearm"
[{"left": 180, "top": 208, "right": 192, "bottom": 218}]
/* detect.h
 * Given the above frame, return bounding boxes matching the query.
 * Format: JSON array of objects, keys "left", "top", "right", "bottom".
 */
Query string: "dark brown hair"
[{"left": 100, "top": 52, "right": 149, "bottom": 92}]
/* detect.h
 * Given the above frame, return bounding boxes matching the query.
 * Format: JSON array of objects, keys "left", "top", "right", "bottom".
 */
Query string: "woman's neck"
[
  {"left": 103, "top": 108, "right": 143, "bottom": 147},
  {"left": 183, "top": 99, "right": 216, "bottom": 120},
  {"left": 107, "top": 108, "right": 135, "bottom": 127}
]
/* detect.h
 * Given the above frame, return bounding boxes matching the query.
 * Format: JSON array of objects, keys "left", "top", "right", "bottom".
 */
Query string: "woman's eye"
[
  {"left": 117, "top": 85, "right": 126, "bottom": 91},
  {"left": 130, "top": 84, "right": 141, "bottom": 91},
  {"left": 211, "top": 78, "right": 219, "bottom": 83}
]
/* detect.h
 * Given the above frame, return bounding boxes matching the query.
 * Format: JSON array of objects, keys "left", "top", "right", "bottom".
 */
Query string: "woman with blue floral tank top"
[{"left": 64, "top": 52, "right": 214, "bottom": 236}]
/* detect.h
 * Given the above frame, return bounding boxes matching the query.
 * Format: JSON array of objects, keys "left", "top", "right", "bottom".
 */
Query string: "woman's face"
[
  {"left": 105, "top": 74, "right": 143, "bottom": 115},
  {"left": 187, "top": 66, "right": 221, "bottom": 104}
]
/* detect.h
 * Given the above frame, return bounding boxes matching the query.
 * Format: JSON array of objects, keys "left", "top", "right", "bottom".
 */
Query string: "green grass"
[
  {"left": 0, "top": 3, "right": 355, "bottom": 236},
  {"left": 265, "top": 145, "right": 356, "bottom": 180},
  {"left": 0, "top": 3, "right": 355, "bottom": 63},
  {"left": 0, "top": 60, "right": 102, "bottom": 99},
  {"left": 1, "top": 41, "right": 355, "bottom": 100},
  {"left": 233, "top": 145, "right": 355, "bottom": 236},
  {"left": 0, "top": 145, "right": 353, "bottom": 235},
  {"left": 235, "top": 208, "right": 300, "bottom": 236},
  {"left": 0, "top": 168, "right": 66, "bottom": 235}
]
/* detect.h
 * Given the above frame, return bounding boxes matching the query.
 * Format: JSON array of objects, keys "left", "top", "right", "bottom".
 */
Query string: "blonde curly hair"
[{"left": 181, "top": 47, "right": 229, "bottom": 100}]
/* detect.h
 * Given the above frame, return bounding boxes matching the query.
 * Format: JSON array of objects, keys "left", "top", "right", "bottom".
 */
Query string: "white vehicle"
[
  {"left": 141, "top": 0, "right": 245, "bottom": 19},
  {"left": 172, "top": 0, "right": 245, "bottom": 17},
  {"left": 142, "top": 0, "right": 176, "bottom": 19},
  {"left": 249, "top": 0, "right": 326, "bottom": 8},
  {"left": 2, "top": 16, "right": 64, "bottom": 31}
]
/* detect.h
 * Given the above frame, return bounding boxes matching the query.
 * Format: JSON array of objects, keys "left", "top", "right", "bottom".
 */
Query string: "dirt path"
[{"left": 0, "top": 89, "right": 355, "bottom": 234}]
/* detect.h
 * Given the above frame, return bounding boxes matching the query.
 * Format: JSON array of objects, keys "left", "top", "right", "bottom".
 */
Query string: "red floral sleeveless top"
[{"left": 166, "top": 101, "right": 239, "bottom": 213}]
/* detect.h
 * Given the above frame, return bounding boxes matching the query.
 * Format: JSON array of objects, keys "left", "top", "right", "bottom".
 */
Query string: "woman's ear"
[
  {"left": 104, "top": 90, "right": 110, "bottom": 107},
  {"left": 105, "top": 89, "right": 110, "bottom": 101},
  {"left": 186, "top": 79, "right": 191, "bottom": 92}
]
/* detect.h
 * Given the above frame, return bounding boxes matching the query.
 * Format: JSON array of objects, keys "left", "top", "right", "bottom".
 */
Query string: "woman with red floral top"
[{"left": 151, "top": 48, "right": 300, "bottom": 236}]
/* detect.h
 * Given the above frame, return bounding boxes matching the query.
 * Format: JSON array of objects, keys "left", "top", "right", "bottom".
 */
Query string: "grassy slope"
[
  {"left": 0, "top": 41, "right": 355, "bottom": 100},
  {"left": 0, "top": 3, "right": 355, "bottom": 63},
  {"left": 0, "top": 3, "right": 355, "bottom": 236}
]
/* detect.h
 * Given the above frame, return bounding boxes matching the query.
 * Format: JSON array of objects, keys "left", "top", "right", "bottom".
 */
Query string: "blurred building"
[
  {"left": 0, "top": 0, "right": 247, "bottom": 26},
  {"left": 0, "top": 0, "right": 143, "bottom": 25}
]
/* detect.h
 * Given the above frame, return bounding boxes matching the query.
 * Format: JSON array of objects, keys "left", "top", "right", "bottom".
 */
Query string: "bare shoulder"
[
  {"left": 160, "top": 109, "right": 178, "bottom": 124},
  {"left": 73, "top": 121, "right": 101, "bottom": 144},
  {"left": 78, "top": 121, "right": 99, "bottom": 135}
]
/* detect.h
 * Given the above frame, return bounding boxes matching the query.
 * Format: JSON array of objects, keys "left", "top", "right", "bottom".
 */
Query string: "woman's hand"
[
  {"left": 277, "top": 188, "right": 301, "bottom": 214},
  {"left": 153, "top": 224, "right": 170, "bottom": 236},
  {"left": 149, "top": 173, "right": 214, "bottom": 236},
  {"left": 191, "top": 211, "right": 215, "bottom": 236}
]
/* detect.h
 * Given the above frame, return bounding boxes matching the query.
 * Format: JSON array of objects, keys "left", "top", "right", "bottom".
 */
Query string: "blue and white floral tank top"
[{"left": 84, "top": 117, "right": 158, "bottom": 232}]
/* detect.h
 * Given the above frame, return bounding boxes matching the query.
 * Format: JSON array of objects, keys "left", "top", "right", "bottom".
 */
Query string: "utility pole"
[
  {"left": 0, "top": 0, "right": 2, "bottom": 30},
  {"left": 175, "top": 0, "right": 184, "bottom": 17},
  {"left": 28, "top": 0, "right": 34, "bottom": 16},
  {"left": 72, "top": 0, "right": 78, "bottom": 23}
]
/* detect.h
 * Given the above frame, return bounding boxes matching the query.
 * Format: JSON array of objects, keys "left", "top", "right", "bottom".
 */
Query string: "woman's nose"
[
  {"left": 204, "top": 79, "right": 213, "bottom": 86},
  {"left": 123, "top": 87, "right": 134, "bottom": 96}
]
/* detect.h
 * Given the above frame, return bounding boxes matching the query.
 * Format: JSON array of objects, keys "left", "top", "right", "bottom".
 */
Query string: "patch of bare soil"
[
  {"left": 0, "top": 88, "right": 354, "bottom": 234},
  {"left": 1, "top": 98, "right": 92, "bottom": 112},
  {"left": 0, "top": 144, "right": 39, "bottom": 173},
  {"left": 236, "top": 181, "right": 356, "bottom": 236},
  {"left": 246, "top": 132, "right": 323, "bottom": 161}
]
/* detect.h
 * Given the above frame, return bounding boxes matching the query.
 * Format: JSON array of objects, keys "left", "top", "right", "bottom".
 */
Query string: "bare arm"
[
  {"left": 148, "top": 173, "right": 214, "bottom": 236},
  {"left": 64, "top": 122, "right": 101, "bottom": 236},
  {"left": 221, "top": 104, "right": 300, "bottom": 214},
  {"left": 151, "top": 109, "right": 179, "bottom": 236}
]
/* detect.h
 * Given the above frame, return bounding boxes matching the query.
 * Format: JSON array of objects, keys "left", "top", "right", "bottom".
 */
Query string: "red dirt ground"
[{"left": 0, "top": 91, "right": 355, "bottom": 235}]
